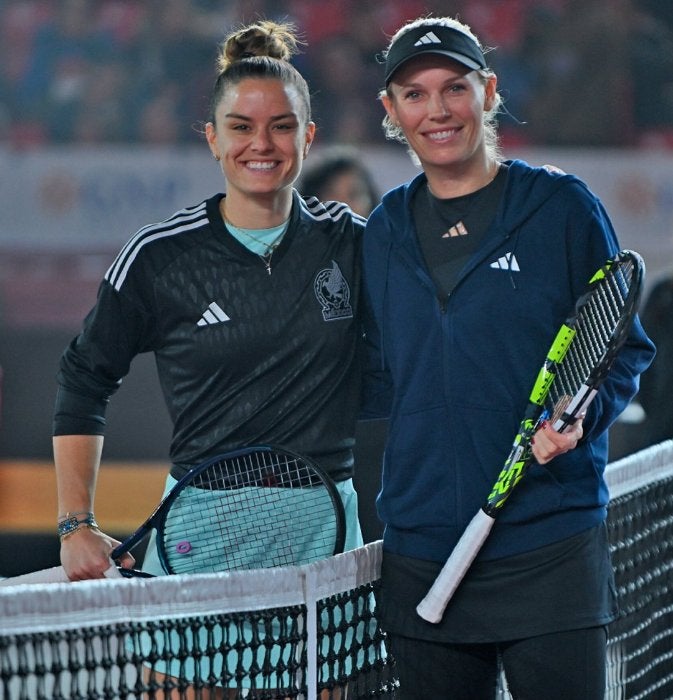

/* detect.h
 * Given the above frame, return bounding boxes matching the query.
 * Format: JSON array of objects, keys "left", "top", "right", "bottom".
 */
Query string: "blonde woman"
[{"left": 361, "top": 15, "right": 654, "bottom": 700}]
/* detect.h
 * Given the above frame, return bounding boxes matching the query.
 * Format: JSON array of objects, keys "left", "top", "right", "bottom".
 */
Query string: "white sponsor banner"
[
  {"left": 1, "top": 145, "right": 672, "bottom": 283},
  {"left": 0, "top": 146, "right": 221, "bottom": 252}
]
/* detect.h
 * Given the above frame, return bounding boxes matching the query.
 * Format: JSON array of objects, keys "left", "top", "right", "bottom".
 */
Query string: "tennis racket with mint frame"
[
  {"left": 417, "top": 249, "right": 645, "bottom": 623},
  {"left": 112, "top": 445, "right": 346, "bottom": 577}
]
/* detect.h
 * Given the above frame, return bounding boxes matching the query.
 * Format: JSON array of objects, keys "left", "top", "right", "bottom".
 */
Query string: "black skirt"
[{"left": 378, "top": 522, "right": 618, "bottom": 643}]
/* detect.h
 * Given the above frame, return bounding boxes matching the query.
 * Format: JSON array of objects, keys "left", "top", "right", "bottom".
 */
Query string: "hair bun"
[{"left": 216, "top": 20, "right": 302, "bottom": 73}]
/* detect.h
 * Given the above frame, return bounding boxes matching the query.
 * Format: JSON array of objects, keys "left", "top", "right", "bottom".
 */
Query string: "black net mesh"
[
  {"left": 2, "top": 442, "right": 673, "bottom": 699},
  {"left": 605, "top": 476, "right": 673, "bottom": 699}
]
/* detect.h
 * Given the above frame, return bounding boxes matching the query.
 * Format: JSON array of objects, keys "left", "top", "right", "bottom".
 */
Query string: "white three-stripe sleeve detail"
[{"left": 105, "top": 208, "right": 208, "bottom": 291}]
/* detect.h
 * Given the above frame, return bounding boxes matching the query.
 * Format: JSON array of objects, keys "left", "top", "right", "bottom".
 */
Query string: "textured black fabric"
[{"left": 54, "top": 192, "right": 365, "bottom": 478}]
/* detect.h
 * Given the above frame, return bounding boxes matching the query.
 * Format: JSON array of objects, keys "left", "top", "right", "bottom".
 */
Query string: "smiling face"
[
  {"left": 206, "top": 77, "right": 315, "bottom": 205},
  {"left": 383, "top": 54, "right": 497, "bottom": 182}
]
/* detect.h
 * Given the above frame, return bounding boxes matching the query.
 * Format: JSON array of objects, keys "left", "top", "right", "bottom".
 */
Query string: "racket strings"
[
  {"left": 189, "top": 451, "right": 323, "bottom": 490},
  {"left": 160, "top": 450, "right": 340, "bottom": 574},
  {"left": 548, "top": 261, "right": 635, "bottom": 411}
]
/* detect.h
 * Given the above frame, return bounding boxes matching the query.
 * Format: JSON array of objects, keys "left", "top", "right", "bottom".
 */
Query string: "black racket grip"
[{"left": 116, "top": 566, "right": 155, "bottom": 579}]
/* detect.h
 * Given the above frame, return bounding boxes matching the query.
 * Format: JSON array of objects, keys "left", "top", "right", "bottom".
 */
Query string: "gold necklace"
[
  {"left": 221, "top": 207, "right": 289, "bottom": 275},
  {"left": 236, "top": 226, "right": 286, "bottom": 253}
]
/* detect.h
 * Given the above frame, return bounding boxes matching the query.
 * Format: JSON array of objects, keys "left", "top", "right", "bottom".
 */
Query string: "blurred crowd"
[{"left": 1, "top": 0, "right": 673, "bottom": 149}]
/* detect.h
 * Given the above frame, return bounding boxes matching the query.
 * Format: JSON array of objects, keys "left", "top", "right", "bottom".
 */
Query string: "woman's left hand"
[{"left": 531, "top": 415, "right": 585, "bottom": 465}]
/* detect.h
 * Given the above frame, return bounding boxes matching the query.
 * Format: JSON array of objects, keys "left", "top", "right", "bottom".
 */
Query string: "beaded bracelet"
[
  {"left": 57, "top": 510, "right": 94, "bottom": 523},
  {"left": 59, "top": 524, "right": 99, "bottom": 543},
  {"left": 57, "top": 513, "right": 99, "bottom": 539}
]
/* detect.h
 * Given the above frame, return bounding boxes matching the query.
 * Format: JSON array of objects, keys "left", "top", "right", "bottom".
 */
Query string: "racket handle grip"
[{"left": 416, "top": 508, "right": 495, "bottom": 624}]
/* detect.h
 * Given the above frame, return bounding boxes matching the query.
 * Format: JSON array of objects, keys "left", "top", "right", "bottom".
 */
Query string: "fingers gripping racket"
[
  {"left": 113, "top": 445, "right": 346, "bottom": 577},
  {"left": 417, "top": 250, "right": 645, "bottom": 623}
]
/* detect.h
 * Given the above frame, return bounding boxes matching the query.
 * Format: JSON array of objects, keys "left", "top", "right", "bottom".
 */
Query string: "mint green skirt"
[{"left": 136, "top": 477, "right": 365, "bottom": 690}]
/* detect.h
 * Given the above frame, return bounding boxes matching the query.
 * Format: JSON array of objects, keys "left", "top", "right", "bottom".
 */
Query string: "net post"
[{"left": 302, "top": 567, "right": 319, "bottom": 700}]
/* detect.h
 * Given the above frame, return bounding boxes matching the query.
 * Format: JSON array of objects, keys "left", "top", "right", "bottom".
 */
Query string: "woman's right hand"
[{"left": 61, "top": 526, "right": 135, "bottom": 580}]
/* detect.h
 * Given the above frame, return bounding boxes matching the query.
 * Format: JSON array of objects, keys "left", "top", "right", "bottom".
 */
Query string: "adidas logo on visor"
[{"left": 414, "top": 31, "right": 442, "bottom": 46}]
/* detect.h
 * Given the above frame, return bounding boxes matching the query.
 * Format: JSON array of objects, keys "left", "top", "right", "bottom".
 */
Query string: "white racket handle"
[
  {"left": 0, "top": 563, "right": 121, "bottom": 587},
  {"left": 416, "top": 508, "right": 495, "bottom": 623}
]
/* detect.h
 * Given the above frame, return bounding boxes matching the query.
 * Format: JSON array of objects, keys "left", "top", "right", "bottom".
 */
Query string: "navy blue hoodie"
[{"left": 362, "top": 159, "right": 655, "bottom": 563}]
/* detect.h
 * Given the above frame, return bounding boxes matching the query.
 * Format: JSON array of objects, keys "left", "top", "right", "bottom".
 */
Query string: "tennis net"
[
  {"left": 603, "top": 440, "right": 673, "bottom": 700},
  {"left": 1, "top": 440, "right": 672, "bottom": 699}
]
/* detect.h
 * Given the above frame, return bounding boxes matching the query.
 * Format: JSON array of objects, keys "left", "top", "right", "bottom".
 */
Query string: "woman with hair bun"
[{"left": 52, "top": 19, "right": 366, "bottom": 697}]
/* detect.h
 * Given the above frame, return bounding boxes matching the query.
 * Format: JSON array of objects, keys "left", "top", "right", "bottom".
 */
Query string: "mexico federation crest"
[{"left": 314, "top": 260, "right": 353, "bottom": 321}]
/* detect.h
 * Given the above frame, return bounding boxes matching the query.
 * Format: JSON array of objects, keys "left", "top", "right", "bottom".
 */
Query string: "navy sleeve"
[
  {"left": 568, "top": 199, "right": 656, "bottom": 441},
  {"left": 360, "top": 206, "right": 394, "bottom": 421}
]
